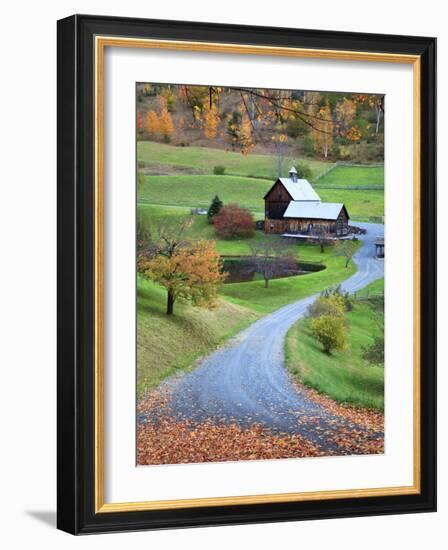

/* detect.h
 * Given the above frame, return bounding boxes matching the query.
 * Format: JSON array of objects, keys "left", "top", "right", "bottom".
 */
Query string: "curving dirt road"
[{"left": 140, "top": 223, "right": 384, "bottom": 453}]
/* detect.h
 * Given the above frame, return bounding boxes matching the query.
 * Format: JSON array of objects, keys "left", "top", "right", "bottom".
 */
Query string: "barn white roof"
[
  {"left": 279, "top": 178, "right": 321, "bottom": 202},
  {"left": 283, "top": 201, "right": 345, "bottom": 220}
]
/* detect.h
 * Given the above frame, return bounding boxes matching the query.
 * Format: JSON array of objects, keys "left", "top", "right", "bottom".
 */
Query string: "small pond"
[{"left": 221, "top": 257, "right": 325, "bottom": 284}]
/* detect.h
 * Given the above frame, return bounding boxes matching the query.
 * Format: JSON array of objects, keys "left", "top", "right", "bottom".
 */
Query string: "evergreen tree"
[{"left": 207, "top": 195, "right": 223, "bottom": 223}]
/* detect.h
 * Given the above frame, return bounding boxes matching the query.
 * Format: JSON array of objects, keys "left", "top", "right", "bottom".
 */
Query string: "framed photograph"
[{"left": 57, "top": 14, "right": 436, "bottom": 534}]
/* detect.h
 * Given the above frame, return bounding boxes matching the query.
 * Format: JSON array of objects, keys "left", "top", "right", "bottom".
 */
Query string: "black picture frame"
[{"left": 57, "top": 14, "right": 436, "bottom": 534}]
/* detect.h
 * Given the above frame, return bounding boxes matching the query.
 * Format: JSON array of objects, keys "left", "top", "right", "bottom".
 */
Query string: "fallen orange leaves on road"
[{"left": 137, "top": 388, "right": 384, "bottom": 466}]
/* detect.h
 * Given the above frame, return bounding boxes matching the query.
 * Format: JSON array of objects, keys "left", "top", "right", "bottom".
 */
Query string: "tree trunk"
[
  {"left": 375, "top": 103, "right": 382, "bottom": 134},
  {"left": 264, "top": 277, "right": 269, "bottom": 288},
  {"left": 166, "top": 290, "right": 175, "bottom": 315},
  {"left": 345, "top": 258, "right": 350, "bottom": 268}
]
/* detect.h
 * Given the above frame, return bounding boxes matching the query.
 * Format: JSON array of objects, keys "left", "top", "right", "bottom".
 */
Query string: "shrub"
[
  {"left": 137, "top": 172, "right": 146, "bottom": 194},
  {"left": 363, "top": 336, "right": 384, "bottom": 365},
  {"left": 213, "top": 165, "right": 226, "bottom": 175},
  {"left": 321, "top": 285, "right": 353, "bottom": 311},
  {"left": 213, "top": 204, "right": 254, "bottom": 238},
  {"left": 303, "top": 135, "right": 315, "bottom": 156},
  {"left": 285, "top": 117, "right": 307, "bottom": 138},
  {"left": 348, "top": 142, "right": 383, "bottom": 163},
  {"left": 338, "top": 145, "right": 351, "bottom": 159},
  {"left": 310, "top": 315, "right": 347, "bottom": 354},
  {"left": 307, "top": 294, "right": 346, "bottom": 319},
  {"left": 293, "top": 161, "right": 313, "bottom": 180},
  {"left": 165, "top": 91, "right": 176, "bottom": 113}
]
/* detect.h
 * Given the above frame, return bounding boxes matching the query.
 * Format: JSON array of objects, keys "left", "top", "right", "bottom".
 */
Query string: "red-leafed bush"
[{"left": 212, "top": 204, "right": 254, "bottom": 238}]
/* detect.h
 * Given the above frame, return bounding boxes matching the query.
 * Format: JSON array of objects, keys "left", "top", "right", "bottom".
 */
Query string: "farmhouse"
[{"left": 264, "top": 167, "right": 350, "bottom": 237}]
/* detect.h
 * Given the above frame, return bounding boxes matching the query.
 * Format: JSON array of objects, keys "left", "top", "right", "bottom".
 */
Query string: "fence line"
[
  {"left": 314, "top": 184, "right": 384, "bottom": 190},
  {"left": 312, "top": 161, "right": 384, "bottom": 184},
  {"left": 312, "top": 162, "right": 338, "bottom": 181},
  {"left": 352, "top": 290, "right": 384, "bottom": 301},
  {"left": 350, "top": 215, "right": 384, "bottom": 223},
  {"left": 333, "top": 161, "right": 384, "bottom": 168}
]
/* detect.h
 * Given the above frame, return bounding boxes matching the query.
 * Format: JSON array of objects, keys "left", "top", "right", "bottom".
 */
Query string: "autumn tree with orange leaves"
[
  {"left": 145, "top": 110, "right": 160, "bottom": 138},
  {"left": 203, "top": 103, "right": 220, "bottom": 139},
  {"left": 142, "top": 241, "right": 224, "bottom": 315},
  {"left": 158, "top": 108, "right": 174, "bottom": 142},
  {"left": 138, "top": 218, "right": 224, "bottom": 315}
]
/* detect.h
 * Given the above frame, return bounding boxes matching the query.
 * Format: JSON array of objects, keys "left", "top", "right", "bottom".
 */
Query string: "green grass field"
[
  {"left": 318, "top": 188, "right": 384, "bottom": 219},
  {"left": 137, "top": 276, "right": 259, "bottom": 396},
  {"left": 285, "top": 301, "right": 384, "bottom": 410},
  {"left": 139, "top": 174, "right": 269, "bottom": 213},
  {"left": 315, "top": 164, "right": 384, "bottom": 188},
  {"left": 139, "top": 175, "right": 384, "bottom": 220},
  {"left": 354, "top": 278, "right": 384, "bottom": 299},
  {"left": 138, "top": 141, "right": 329, "bottom": 180}
]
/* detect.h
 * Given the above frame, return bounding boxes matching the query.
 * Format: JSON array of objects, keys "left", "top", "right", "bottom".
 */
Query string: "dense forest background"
[{"left": 136, "top": 84, "right": 384, "bottom": 164}]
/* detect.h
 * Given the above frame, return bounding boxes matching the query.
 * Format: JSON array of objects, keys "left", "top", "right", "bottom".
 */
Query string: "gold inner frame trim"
[{"left": 94, "top": 35, "right": 421, "bottom": 514}]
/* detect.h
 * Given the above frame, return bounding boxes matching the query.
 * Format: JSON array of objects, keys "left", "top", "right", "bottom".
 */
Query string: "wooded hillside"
[{"left": 137, "top": 84, "right": 384, "bottom": 163}]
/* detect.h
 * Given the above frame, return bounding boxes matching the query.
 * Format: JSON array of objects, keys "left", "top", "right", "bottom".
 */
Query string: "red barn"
[{"left": 264, "top": 167, "right": 350, "bottom": 237}]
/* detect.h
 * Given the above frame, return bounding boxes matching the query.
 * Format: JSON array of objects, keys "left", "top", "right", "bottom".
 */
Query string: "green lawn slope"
[
  {"left": 137, "top": 277, "right": 259, "bottom": 396},
  {"left": 285, "top": 300, "right": 384, "bottom": 410},
  {"left": 138, "top": 141, "right": 329, "bottom": 180},
  {"left": 139, "top": 174, "right": 269, "bottom": 212},
  {"left": 318, "top": 188, "right": 384, "bottom": 220},
  {"left": 315, "top": 165, "right": 384, "bottom": 188}
]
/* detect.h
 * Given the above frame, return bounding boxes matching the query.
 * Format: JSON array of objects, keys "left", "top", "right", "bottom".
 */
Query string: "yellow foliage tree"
[
  {"left": 307, "top": 294, "right": 346, "bottom": 319},
  {"left": 158, "top": 108, "right": 174, "bottom": 142},
  {"left": 141, "top": 240, "right": 224, "bottom": 315},
  {"left": 203, "top": 103, "right": 219, "bottom": 139},
  {"left": 310, "top": 315, "right": 347, "bottom": 354},
  {"left": 145, "top": 110, "right": 160, "bottom": 138},
  {"left": 239, "top": 113, "right": 254, "bottom": 156},
  {"left": 310, "top": 104, "right": 334, "bottom": 159},
  {"left": 156, "top": 95, "right": 167, "bottom": 113},
  {"left": 335, "top": 98, "right": 356, "bottom": 132}
]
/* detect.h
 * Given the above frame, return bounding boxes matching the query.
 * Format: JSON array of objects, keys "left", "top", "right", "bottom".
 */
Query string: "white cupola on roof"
[{"left": 289, "top": 166, "right": 298, "bottom": 182}]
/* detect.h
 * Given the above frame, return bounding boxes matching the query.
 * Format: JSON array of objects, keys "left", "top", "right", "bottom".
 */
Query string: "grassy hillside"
[
  {"left": 137, "top": 277, "right": 259, "bottom": 396},
  {"left": 285, "top": 301, "right": 384, "bottom": 410},
  {"left": 318, "top": 188, "right": 384, "bottom": 220},
  {"left": 354, "top": 278, "right": 384, "bottom": 299},
  {"left": 139, "top": 175, "right": 384, "bottom": 220},
  {"left": 139, "top": 174, "right": 269, "bottom": 213},
  {"left": 316, "top": 165, "right": 384, "bottom": 188},
  {"left": 138, "top": 141, "right": 329, "bottom": 180}
]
